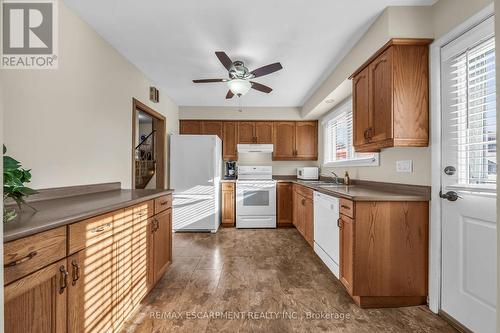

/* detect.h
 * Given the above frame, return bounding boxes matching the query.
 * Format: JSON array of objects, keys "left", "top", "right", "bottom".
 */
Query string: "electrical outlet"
[{"left": 396, "top": 160, "right": 413, "bottom": 173}]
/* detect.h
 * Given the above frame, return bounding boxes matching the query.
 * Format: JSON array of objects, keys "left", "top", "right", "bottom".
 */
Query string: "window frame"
[{"left": 321, "top": 98, "right": 379, "bottom": 168}]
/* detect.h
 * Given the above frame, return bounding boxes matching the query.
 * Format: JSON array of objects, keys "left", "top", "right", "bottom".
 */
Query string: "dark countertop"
[
  {"left": 4, "top": 189, "right": 174, "bottom": 242},
  {"left": 221, "top": 176, "right": 430, "bottom": 202}
]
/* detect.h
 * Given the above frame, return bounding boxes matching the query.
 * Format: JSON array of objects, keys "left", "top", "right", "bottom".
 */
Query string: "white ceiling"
[{"left": 65, "top": 0, "right": 436, "bottom": 107}]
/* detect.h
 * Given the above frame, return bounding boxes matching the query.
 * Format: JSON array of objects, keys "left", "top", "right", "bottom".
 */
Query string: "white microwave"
[{"left": 297, "top": 167, "right": 319, "bottom": 180}]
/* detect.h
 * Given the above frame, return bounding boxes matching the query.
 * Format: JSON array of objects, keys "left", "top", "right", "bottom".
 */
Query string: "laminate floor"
[{"left": 121, "top": 228, "right": 456, "bottom": 333}]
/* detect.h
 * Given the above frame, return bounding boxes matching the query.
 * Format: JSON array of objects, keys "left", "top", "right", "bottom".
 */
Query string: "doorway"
[
  {"left": 438, "top": 15, "right": 496, "bottom": 333},
  {"left": 132, "top": 98, "right": 166, "bottom": 189}
]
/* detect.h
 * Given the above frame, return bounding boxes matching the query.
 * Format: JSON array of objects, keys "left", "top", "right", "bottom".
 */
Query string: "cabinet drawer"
[
  {"left": 4, "top": 227, "right": 66, "bottom": 285},
  {"left": 132, "top": 200, "right": 154, "bottom": 220},
  {"left": 222, "top": 182, "right": 235, "bottom": 191},
  {"left": 294, "top": 184, "right": 314, "bottom": 200},
  {"left": 340, "top": 198, "right": 355, "bottom": 218},
  {"left": 68, "top": 210, "right": 117, "bottom": 254},
  {"left": 154, "top": 195, "right": 172, "bottom": 214}
]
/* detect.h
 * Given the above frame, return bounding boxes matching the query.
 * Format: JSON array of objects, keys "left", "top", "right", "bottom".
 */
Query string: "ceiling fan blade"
[
  {"left": 250, "top": 62, "right": 283, "bottom": 78},
  {"left": 226, "top": 90, "right": 234, "bottom": 99},
  {"left": 193, "top": 79, "right": 225, "bottom": 83},
  {"left": 215, "top": 51, "right": 233, "bottom": 71},
  {"left": 251, "top": 82, "right": 273, "bottom": 93}
]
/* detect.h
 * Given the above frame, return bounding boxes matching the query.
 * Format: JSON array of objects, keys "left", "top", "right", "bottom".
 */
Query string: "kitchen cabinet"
[
  {"left": 4, "top": 194, "right": 172, "bottom": 333},
  {"left": 277, "top": 182, "right": 293, "bottom": 227},
  {"left": 350, "top": 38, "right": 432, "bottom": 152},
  {"left": 238, "top": 121, "right": 273, "bottom": 144},
  {"left": 5, "top": 259, "right": 67, "bottom": 333},
  {"left": 238, "top": 121, "right": 255, "bottom": 143},
  {"left": 202, "top": 121, "right": 223, "bottom": 139},
  {"left": 338, "top": 198, "right": 429, "bottom": 308},
  {"left": 223, "top": 122, "right": 238, "bottom": 160},
  {"left": 180, "top": 120, "right": 202, "bottom": 134},
  {"left": 221, "top": 182, "right": 235, "bottom": 227},
  {"left": 292, "top": 184, "right": 314, "bottom": 246},
  {"left": 273, "top": 121, "right": 318, "bottom": 160}
]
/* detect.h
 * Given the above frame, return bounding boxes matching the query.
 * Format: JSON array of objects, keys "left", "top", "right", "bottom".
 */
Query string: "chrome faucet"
[{"left": 330, "top": 171, "right": 341, "bottom": 185}]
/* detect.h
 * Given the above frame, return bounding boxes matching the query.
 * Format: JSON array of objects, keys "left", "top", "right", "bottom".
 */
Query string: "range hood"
[{"left": 237, "top": 144, "right": 274, "bottom": 153}]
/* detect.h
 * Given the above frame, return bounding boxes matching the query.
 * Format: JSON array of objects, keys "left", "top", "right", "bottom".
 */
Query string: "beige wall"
[
  {"left": 2, "top": 1, "right": 179, "bottom": 189},
  {"left": 179, "top": 106, "right": 302, "bottom": 120}
]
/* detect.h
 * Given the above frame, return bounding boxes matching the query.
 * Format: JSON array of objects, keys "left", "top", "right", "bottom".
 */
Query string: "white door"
[{"left": 440, "top": 16, "right": 497, "bottom": 333}]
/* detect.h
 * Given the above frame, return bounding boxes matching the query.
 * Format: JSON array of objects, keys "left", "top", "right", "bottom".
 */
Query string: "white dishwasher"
[{"left": 313, "top": 191, "right": 340, "bottom": 278}]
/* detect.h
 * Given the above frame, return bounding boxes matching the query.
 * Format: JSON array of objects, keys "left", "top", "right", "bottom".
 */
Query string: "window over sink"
[{"left": 322, "top": 98, "right": 379, "bottom": 167}]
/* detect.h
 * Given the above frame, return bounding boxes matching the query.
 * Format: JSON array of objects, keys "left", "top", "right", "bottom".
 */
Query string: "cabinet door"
[
  {"left": 221, "top": 183, "right": 235, "bottom": 227},
  {"left": 5, "top": 259, "right": 67, "bottom": 333},
  {"left": 153, "top": 209, "right": 172, "bottom": 284},
  {"left": 67, "top": 237, "right": 114, "bottom": 333},
  {"left": 112, "top": 208, "right": 134, "bottom": 330},
  {"left": 352, "top": 67, "right": 370, "bottom": 148},
  {"left": 304, "top": 198, "right": 314, "bottom": 246},
  {"left": 180, "top": 120, "right": 202, "bottom": 134},
  {"left": 255, "top": 122, "right": 273, "bottom": 143},
  {"left": 202, "top": 121, "right": 223, "bottom": 139},
  {"left": 238, "top": 121, "right": 255, "bottom": 143},
  {"left": 273, "top": 122, "right": 296, "bottom": 159},
  {"left": 223, "top": 122, "right": 238, "bottom": 160},
  {"left": 131, "top": 212, "right": 153, "bottom": 305},
  {"left": 277, "top": 182, "right": 293, "bottom": 227},
  {"left": 339, "top": 214, "right": 354, "bottom": 295},
  {"left": 295, "top": 193, "right": 306, "bottom": 236},
  {"left": 295, "top": 121, "right": 318, "bottom": 160},
  {"left": 369, "top": 48, "right": 393, "bottom": 143}
]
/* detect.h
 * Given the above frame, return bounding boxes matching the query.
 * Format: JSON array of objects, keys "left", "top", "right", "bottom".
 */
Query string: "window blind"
[{"left": 447, "top": 36, "right": 496, "bottom": 185}]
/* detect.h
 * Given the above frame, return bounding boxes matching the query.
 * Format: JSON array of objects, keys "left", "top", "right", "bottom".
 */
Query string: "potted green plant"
[{"left": 3, "top": 145, "right": 38, "bottom": 223}]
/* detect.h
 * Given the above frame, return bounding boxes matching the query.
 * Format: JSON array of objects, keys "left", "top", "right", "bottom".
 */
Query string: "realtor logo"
[{"left": 1, "top": 0, "right": 58, "bottom": 69}]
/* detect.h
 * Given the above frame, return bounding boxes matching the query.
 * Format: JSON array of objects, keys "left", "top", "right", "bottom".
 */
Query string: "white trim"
[
  {"left": 321, "top": 98, "right": 352, "bottom": 125},
  {"left": 428, "top": 3, "right": 494, "bottom": 314}
]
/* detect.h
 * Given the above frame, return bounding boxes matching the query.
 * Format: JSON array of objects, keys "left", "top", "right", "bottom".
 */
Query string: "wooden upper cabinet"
[
  {"left": 223, "top": 122, "right": 238, "bottom": 160},
  {"left": 5, "top": 259, "right": 67, "bottom": 333},
  {"left": 295, "top": 121, "right": 318, "bottom": 160},
  {"left": 352, "top": 67, "right": 370, "bottom": 148},
  {"left": 369, "top": 48, "right": 393, "bottom": 144},
  {"left": 273, "top": 122, "right": 296, "bottom": 159},
  {"left": 179, "top": 120, "right": 202, "bottom": 134},
  {"left": 238, "top": 122, "right": 256, "bottom": 143},
  {"left": 255, "top": 122, "right": 273, "bottom": 143},
  {"left": 202, "top": 121, "right": 223, "bottom": 139},
  {"left": 350, "top": 38, "right": 432, "bottom": 152}
]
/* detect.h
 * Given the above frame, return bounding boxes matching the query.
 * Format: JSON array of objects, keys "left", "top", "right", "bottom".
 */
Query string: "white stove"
[{"left": 236, "top": 166, "right": 276, "bottom": 228}]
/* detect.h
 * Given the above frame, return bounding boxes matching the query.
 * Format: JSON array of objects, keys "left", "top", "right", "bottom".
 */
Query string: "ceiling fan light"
[{"left": 227, "top": 79, "right": 251, "bottom": 96}]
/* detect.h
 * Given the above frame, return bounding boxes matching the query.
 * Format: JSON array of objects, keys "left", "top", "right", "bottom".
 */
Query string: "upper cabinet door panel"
[
  {"left": 238, "top": 122, "right": 255, "bottom": 143},
  {"left": 202, "top": 121, "right": 223, "bottom": 139},
  {"left": 255, "top": 122, "right": 273, "bottom": 144},
  {"left": 352, "top": 67, "right": 370, "bottom": 148},
  {"left": 369, "top": 48, "right": 393, "bottom": 143},
  {"left": 295, "top": 121, "right": 318, "bottom": 160},
  {"left": 180, "top": 120, "right": 202, "bottom": 134},
  {"left": 273, "top": 122, "right": 295, "bottom": 159},
  {"left": 223, "top": 122, "right": 238, "bottom": 160}
]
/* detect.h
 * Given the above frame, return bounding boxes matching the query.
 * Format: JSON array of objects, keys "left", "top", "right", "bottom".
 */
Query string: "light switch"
[{"left": 396, "top": 160, "right": 413, "bottom": 173}]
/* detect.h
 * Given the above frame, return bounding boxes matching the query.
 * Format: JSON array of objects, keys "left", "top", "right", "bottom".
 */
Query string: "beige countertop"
[
  {"left": 222, "top": 176, "right": 430, "bottom": 202},
  {"left": 4, "top": 188, "right": 174, "bottom": 242}
]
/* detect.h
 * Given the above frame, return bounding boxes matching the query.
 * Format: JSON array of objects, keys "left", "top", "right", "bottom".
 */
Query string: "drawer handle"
[
  {"left": 71, "top": 260, "right": 80, "bottom": 286},
  {"left": 59, "top": 265, "right": 68, "bottom": 294},
  {"left": 341, "top": 205, "right": 350, "bottom": 210},
  {"left": 91, "top": 223, "right": 111, "bottom": 234},
  {"left": 5, "top": 251, "right": 38, "bottom": 267},
  {"left": 160, "top": 201, "right": 169, "bottom": 206}
]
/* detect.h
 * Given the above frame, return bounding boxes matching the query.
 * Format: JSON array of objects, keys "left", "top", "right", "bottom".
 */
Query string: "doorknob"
[
  {"left": 439, "top": 190, "right": 461, "bottom": 202},
  {"left": 444, "top": 166, "right": 456, "bottom": 175}
]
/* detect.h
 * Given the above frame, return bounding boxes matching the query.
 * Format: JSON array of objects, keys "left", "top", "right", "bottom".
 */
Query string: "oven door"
[{"left": 236, "top": 181, "right": 276, "bottom": 216}]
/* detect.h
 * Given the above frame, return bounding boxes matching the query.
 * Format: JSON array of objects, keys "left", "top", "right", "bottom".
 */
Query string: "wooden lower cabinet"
[
  {"left": 292, "top": 184, "right": 314, "bottom": 246},
  {"left": 221, "top": 182, "right": 235, "bottom": 227},
  {"left": 277, "top": 182, "right": 293, "bottom": 227},
  {"left": 4, "top": 194, "right": 172, "bottom": 333},
  {"left": 152, "top": 208, "right": 172, "bottom": 285},
  {"left": 339, "top": 199, "right": 429, "bottom": 308},
  {"left": 5, "top": 259, "right": 68, "bottom": 333}
]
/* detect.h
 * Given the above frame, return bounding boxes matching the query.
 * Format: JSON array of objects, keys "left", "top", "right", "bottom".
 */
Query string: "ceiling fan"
[{"left": 192, "top": 51, "right": 283, "bottom": 99}]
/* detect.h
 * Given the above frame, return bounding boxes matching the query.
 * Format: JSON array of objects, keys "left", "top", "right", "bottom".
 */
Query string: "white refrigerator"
[{"left": 169, "top": 135, "right": 222, "bottom": 232}]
